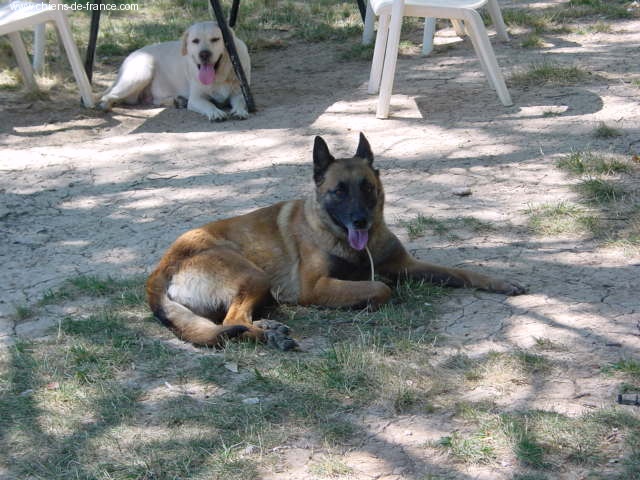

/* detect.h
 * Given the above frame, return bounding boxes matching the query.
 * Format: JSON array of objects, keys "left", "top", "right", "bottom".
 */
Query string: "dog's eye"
[
  {"left": 332, "top": 184, "right": 347, "bottom": 197},
  {"left": 361, "top": 182, "right": 374, "bottom": 194},
  {"left": 211, "top": 37, "right": 221, "bottom": 42},
  {"left": 192, "top": 38, "right": 200, "bottom": 44}
]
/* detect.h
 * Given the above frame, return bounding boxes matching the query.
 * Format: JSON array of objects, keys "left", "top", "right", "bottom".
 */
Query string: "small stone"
[
  {"left": 242, "top": 397, "right": 260, "bottom": 405},
  {"left": 243, "top": 444, "right": 259, "bottom": 455},
  {"left": 452, "top": 187, "right": 472, "bottom": 196}
]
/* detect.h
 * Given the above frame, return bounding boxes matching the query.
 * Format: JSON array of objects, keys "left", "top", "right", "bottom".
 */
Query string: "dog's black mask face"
[{"left": 313, "top": 133, "right": 382, "bottom": 251}]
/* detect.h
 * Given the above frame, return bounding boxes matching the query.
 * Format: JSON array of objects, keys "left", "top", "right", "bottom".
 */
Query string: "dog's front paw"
[
  {"left": 230, "top": 106, "right": 249, "bottom": 120},
  {"left": 492, "top": 279, "right": 527, "bottom": 296},
  {"left": 206, "top": 107, "right": 228, "bottom": 122},
  {"left": 254, "top": 319, "right": 298, "bottom": 351},
  {"left": 97, "top": 100, "right": 112, "bottom": 112},
  {"left": 174, "top": 96, "right": 188, "bottom": 109}
]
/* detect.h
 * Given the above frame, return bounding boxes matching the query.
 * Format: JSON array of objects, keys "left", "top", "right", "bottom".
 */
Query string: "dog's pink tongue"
[
  {"left": 348, "top": 228, "right": 369, "bottom": 251},
  {"left": 198, "top": 64, "right": 215, "bottom": 85}
]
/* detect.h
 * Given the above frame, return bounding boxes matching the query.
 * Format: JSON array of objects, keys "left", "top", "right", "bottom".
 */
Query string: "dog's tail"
[{"left": 146, "top": 270, "right": 248, "bottom": 347}]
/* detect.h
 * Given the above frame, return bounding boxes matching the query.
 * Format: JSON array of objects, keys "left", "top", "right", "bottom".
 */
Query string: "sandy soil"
[{"left": 1, "top": 1, "right": 640, "bottom": 478}]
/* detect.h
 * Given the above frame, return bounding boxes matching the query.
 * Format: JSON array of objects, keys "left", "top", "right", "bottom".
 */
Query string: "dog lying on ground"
[
  {"left": 98, "top": 21, "right": 250, "bottom": 121},
  {"left": 146, "top": 134, "right": 525, "bottom": 350}
]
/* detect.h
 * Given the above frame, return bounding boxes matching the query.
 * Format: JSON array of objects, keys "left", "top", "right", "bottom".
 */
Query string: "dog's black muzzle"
[{"left": 198, "top": 50, "right": 212, "bottom": 63}]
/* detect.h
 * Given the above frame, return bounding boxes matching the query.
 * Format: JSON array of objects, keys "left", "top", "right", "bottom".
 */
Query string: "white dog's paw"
[
  {"left": 97, "top": 99, "right": 112, "bottom": 112},
  {"left": 230, "top": 107, "right": 249, "bottom": 120},
  {"left": 206, "top": 106, "right": 228, "bottom": 122}
]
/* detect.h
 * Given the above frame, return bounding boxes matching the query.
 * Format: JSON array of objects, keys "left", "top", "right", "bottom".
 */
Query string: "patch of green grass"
[
  {"left": 238, "top": 0, "right": 363, "bottom": 44},
  {"left": 0, "top": 67, "right": 22, "bottom": 91},
  {"left": 13, "top": 305, "right": 34, "bottom": 321},
  {"left": 513, "top": 351, "right": 552, "bottom": 375},
  {"left": 309, "top": 455, "right": 354, "bottom": 477},
  {"left": 38, "top": 275, "right": 146, "bottom": 307},
  {"left": 577, "top": 178, "right": 625, "bottom": 204},
  {"left": 501, "top": 9, "right": 562, "bottom": 34},
  {"left": 402, "top": 214, "right": 450, "bottom": 239},
  {"left": 562, "top": 0, "right": 633, "bottom": 20},
  {"left": 513, "top": 473, "right": 549, "bottom": 480},
  {"left": 22, "top": 89, "right": 50, "bottom": 102},
  {"left": 393, "top": 387, "right": 421, "bottom": 413},
  {"left": 439, "top": 406, "right": 640, "bottom": 471},
  {"left": 606, "top": 229, "right": 640, "bottom": 253},
  {"left": 618, "top": 382, "right": 640, "bottom": 394},
  {"left": 501, "top": 416, "right": 547, "bottom": 468},
  {"left": 521, "top": 34, "right": 545, "bottom": 48},
  {"left": 617, "top": 430, "right": 640, "bottom": 479},
  {"left": 526, "top": 201, "right": 600, "bottom": 236},
  {"left": 585, "top": 21, "right": 614, "bottom": 33},
  {"left": 604, "top": 358, "right": 640, "bottom": 378},
  {"left": 557, "top": 151, "right": 631, "bottom": 176},
  {"left": 593, "top": 122, "right": 622, "bottom": 139},
  {"left": 437, "top": 432, "right": 496, "bottom": 464},
  {"left": 400, "top": 214, "right": 495, "bottom": 240},
  {"left": 338, "top": 41, "right": 375, "bottom": 61},
  {"left": 320, "top": 417, "right": 361, "bottom": 444},
  {"left": 510, "top": 63, "right": 589, "bottom": 87},
  {"left": 443, "top": 351, "right": 552, "bottom": 390},
  {"left": 533, "top": 337, "right": 566, "bottom": 351},
  {"left": 5, "top": 267, "right": 640, "bottom": 479}
]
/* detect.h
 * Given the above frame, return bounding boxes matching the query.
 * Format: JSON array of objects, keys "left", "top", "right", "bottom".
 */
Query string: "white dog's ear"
[
  {"left": 217, "top": 49, "right": 233, "bottom": 80},
  {"left": 181, "top": 30, "right": 189, "bottom": 56}
]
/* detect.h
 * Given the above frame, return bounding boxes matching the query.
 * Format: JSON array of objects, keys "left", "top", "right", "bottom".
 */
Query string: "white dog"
[{"left": 98, "top": 21, "right": 251, "bottom": 121}]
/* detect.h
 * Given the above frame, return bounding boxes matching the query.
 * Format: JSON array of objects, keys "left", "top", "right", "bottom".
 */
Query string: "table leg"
[
  {"left": 208, "top": 0, "right": 255, "bottom": 112},
  {"left": 84, "top": 1, "right": 102, "bottom": 83}
]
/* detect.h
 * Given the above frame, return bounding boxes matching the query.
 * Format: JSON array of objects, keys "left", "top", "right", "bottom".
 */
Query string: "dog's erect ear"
[
  {"left": 181, "top": 30, "right": 189, "bottom": 56},
  {"left": 355, "top": 132, "right": 374, "bottom": 165},
  {"left": 313, "top": 136, "right": 335, "bottom": 185}
]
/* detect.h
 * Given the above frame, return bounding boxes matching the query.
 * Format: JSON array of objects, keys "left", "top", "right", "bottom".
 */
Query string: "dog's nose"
[
  {"left": 199, "top": 50, "right": 212, "bottom": 63},
  {"left": 352, "top": 218, "right": 368, "bottom": 229}
]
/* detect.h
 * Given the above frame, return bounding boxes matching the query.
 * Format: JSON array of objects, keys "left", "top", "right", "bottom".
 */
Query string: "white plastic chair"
[
  {"left": 0, "top": 0, "right": 94, "bottom": 107},
  {"left": 365, "top": 0, "right": 511, "bottom": 118}
]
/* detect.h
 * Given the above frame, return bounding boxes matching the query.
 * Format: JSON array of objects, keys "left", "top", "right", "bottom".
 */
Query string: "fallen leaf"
[{"left": 224, "top": 362, "right": 239, "bottom": 373}]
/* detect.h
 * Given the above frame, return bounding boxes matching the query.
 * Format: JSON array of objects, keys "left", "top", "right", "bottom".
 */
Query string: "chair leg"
[
  {"left": 362, "top": 1, "right": 375, "bottom": 45},
  {"left": 462, "top": 10, "right": 511, "bottom": 106},
  {"left": 368, "top": 13, "right": 389, "bottom": 95},
  {"left": 487, "top": 0, "right": 509, "bottom": 41},
  {"left": 465, "top": 28, "right": 496, "bottom": 91},
  {"left": 33, "top": 23, "right": 46, "bottom": 73},
  {"left": 53, "top": 13, "right": 95, "bottom": 107},
  {"left": 451, "top": 19, "right": 466, "bottom": 37},
  {"left": 7, "top": 32, "right": 38, "bottom": 90},
  {"left": 421, "top": 17, "right": 436, "bottom": 55},
  {"left": 376, "top": 0, "right": 404, "bottom": 118}
]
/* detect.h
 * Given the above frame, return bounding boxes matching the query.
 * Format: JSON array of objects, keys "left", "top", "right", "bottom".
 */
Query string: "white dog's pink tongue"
[
  {"left": 348, "top": 228, "right": 369, "bottom": 251},
  {"left": 198, "top": 64, "right": 215, "bottom": 85}
]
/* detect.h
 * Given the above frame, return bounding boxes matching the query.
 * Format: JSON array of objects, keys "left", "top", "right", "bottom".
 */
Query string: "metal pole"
[
  {"left": 229, "top": 0, "right": 241, "bottom": 28},
  {"left": 208, "top": 0, "right": 255, "bottom": 112},
  {"left": 356, "top": 0, "right": 367, "bottom": 22},
  {"left": 84, "top": 1, "right": 102, "bottom": 83}
]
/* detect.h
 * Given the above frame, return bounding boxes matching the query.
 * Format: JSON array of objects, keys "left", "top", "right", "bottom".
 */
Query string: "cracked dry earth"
[{"left": 2, "top": 2, "right": 640, "bottom": 479}]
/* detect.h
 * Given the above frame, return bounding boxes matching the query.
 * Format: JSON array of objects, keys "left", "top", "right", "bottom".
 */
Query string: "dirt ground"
[{"left": 1, "top": 1, "right": 640, "bottom": 478}]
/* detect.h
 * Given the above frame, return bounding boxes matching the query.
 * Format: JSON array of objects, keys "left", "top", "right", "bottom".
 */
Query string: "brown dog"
[{"left": 146, "top": 134, "right": 525, "bottom": 349}]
